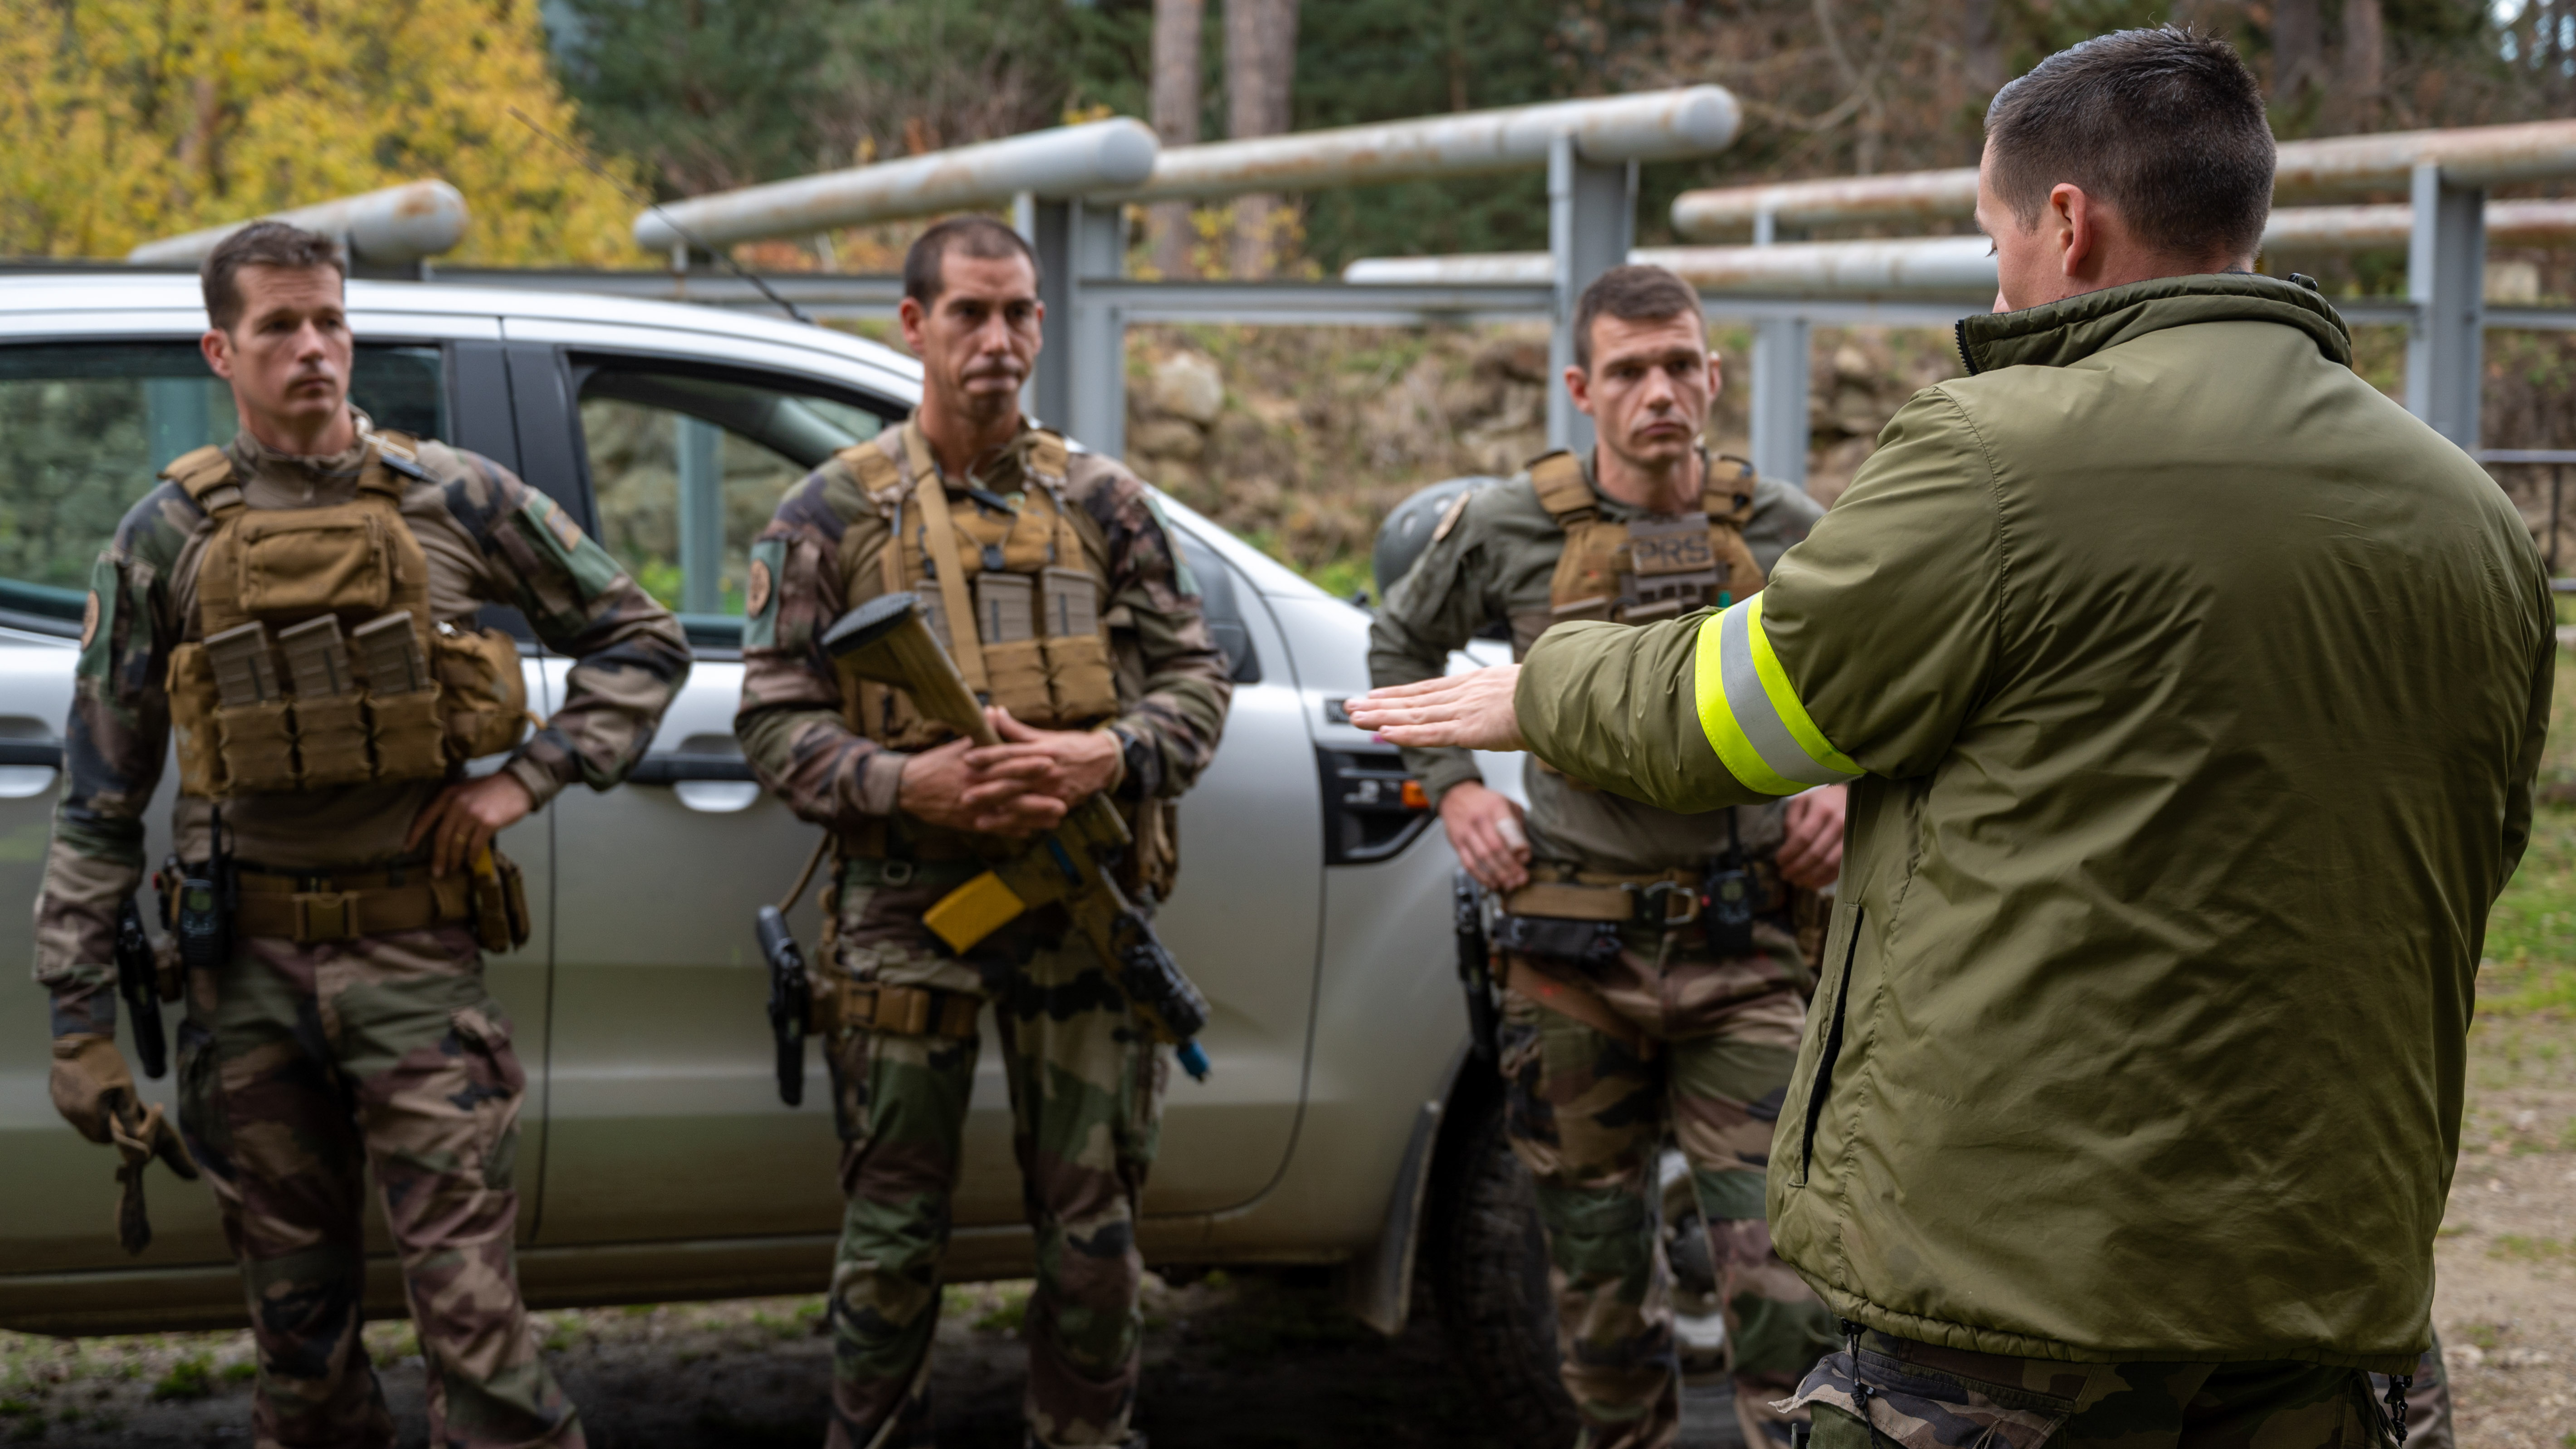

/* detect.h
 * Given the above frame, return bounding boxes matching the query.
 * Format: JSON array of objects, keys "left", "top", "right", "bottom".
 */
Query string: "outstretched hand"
[{"left": 1345, "top": 666, "right": 1527, "bottom": 752}]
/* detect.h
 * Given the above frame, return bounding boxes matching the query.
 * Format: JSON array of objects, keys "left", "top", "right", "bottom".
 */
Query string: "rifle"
[
  {"left": 1454, "top": 871, "right": 1501, "bottom": 1064},
  {"left": 113, "top": 899, "right": 166, "bottom": 1080},
  {"left": 822, "top": 592, "right": 1213, "bottom": 1081}
]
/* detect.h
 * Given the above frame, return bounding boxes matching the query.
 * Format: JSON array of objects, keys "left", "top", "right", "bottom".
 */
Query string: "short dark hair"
[
  {"left": 1984, "top": 27, "right": 2274, "bottom": 262},
  {"left": 201, "top": 220, "right": 345, "bottom": 332},
  {"left": 903, "top": 216, "right": 1040, "bottom": 306},
  {"left": 1573, "top": 264, "right": 1703, "bottom": 372}
]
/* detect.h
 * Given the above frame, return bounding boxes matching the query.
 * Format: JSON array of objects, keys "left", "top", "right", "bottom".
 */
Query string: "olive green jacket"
[{"left": 1515, "top": 274, "right": 2554, "bottom": 1369}]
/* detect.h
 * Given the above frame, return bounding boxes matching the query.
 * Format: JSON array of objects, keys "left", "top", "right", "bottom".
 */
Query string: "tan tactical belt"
[
  {"left": 815, "top": 978, "right": 982, "bottom": 1040},
  {"left": 232, "top": 869, "right": 474, "bottom": 944},
  {"left": 1503, "top": 863, "right": 1786, "bottom": 928}
]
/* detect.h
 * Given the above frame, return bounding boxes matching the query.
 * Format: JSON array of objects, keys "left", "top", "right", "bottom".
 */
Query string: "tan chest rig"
[
  {"left": 834, "top": 426, "right": 1120, "bottom": 748},
  {"left": 161, "top": 434, "right": 530, "bottom": 799},
  {"left": 1526, "top": 448, "right": 1766, "bottom": 641},
  {"left": 1518, "top": 450, "right": 1767, "bottom": 790}
]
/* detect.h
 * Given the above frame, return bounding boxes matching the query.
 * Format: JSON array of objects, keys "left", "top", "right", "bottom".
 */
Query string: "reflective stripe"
[{"left": 1693, "top": 594, "right": 1862, "bottom": 794}]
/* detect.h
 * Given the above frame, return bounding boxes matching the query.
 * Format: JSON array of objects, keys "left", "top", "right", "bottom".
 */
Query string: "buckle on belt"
[
  {"left": 1637, "top": 880, "right": 1699, "bottom": 927},
  {"left": 294, "top": 891, "right": 357, "bottom": 942}
]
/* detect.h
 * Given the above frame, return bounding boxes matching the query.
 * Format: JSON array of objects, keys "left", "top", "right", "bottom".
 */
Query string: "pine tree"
[{"left": 0, "top": 0, "right": 638, "bottom": 264}]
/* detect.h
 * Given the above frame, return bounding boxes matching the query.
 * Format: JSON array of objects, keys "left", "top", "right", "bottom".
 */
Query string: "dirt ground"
[
  {"left": 3, "top": 1020, "right": 2564, "bottom": 1449},
  {"left": 0, "top": 1268, "right": 1744, "bottom": 1448},
  {"left": 2431, "top": 1011, "right": 2576, "bottom": 1449}
]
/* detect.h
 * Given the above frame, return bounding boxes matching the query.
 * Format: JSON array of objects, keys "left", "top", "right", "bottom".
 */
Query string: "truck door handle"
[
  {"left": 630, "top": 751, "right": 763, "bottom": 813},
  {"left": 630, "top": 754, "right": 758, "bottom": 784},
  {"left": 0, "top": 729, "right": 63, "bottom": 800}
]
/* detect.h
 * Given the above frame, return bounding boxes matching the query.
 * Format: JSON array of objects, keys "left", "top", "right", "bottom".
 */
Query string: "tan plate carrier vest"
[
  {"left": 1527, "top": 448, "right": 1766, "bottom": 638},
  {"left": 161, "top": 433, "right": 530, "bottom": 799},
  {"left": 823, "top": 425, "right": 1181, "bottom": 889},
  {"left": 835, "top": 426, "right": 1121, "bottom": 747},
  {"left": 1520, "top": 449, "right": 1768, "bottom": 790}
]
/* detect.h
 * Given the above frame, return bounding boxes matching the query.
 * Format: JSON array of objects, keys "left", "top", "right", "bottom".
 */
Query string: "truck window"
[
  {"left": 571, "top": 361, "right": 890, "bottom": 631},
  {"left": 0, "top": 342, "right": 445, "bottom": 633}
]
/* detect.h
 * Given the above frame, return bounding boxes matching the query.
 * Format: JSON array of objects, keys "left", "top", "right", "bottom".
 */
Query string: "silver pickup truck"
[{"left": 0, "top": 273, "right": 1624, "bottom": 1445}]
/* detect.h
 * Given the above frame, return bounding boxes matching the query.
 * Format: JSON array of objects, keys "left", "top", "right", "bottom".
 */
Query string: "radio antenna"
[{"left": 509, "top": 106, "right": 813, "bottom": 326}]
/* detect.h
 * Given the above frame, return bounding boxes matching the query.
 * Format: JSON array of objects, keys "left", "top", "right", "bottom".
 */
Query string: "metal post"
[
  {"left": 1068, "top": 200, "right": 1128, "bottom": 461},
  {"left": 1548, "top": 133, "right": 1638, "bottom": 456},
  {"left": 1021, "top": 196, "right": 1130, "bottom": 457},
  {"left": 1749, "top": 318, "right": 1813, "bottom": 485},
  {"left": 676, "top": 414, "right": 724, "bottom": 614},
  {"left": 2405, "top": 161, "right": 2486, "bottom": 449},
  {"left": 1745, "top": 209, "right": 1811, "bottom": 485}
]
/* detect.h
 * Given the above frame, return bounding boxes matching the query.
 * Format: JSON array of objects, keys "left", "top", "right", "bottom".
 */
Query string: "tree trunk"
[
  {"left": 1962, "top": 0, "right": 2002, "bottom": 95},
  {"left": 2272, "top": 0, "right": 2322, "bottom": 105},
  {"left": 1149, "top": 0, "right": 1204, "bottom": 278},
  {"left": 2338, "top": 0, "right": 2384, "bottom": 130},
  {"left": 1224, "top": 0, "right": 1299, "bottom": 279}
]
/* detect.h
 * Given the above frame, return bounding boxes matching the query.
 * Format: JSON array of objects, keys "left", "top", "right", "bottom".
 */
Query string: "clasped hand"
[{"left": 900, "top": 708, "right": 1123, "bottom": 838}]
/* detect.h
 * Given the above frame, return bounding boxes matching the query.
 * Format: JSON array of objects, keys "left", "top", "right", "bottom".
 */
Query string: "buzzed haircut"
[
  {"left": 903, "top": 216, "right": 1041, "bottom": 306},
  {"left": 1984, "top": 27, "right": 2275, "bottom": 263},
  {"left": 1573, "top": 264, "right": 1704, "bottom": 372},
  {"left": 201, "top": 220, "right": 346, "bottom": 332}
]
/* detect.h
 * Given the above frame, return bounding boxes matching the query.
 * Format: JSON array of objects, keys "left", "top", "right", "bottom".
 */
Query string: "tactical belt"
[
  {"left": 1502, "top": 863, "right": 1786, "bottom": 928},
  {"left": 837, "top": 852, "right": 986, "bottom": 891},
  {"left": 232, "top": 869, "right": 474, "bottom": 944},
  {"left": 816, "top": 979, "right": 981, "bottom": 1039}
]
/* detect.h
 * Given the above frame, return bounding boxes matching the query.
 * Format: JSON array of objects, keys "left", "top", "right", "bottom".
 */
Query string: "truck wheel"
[{"left": 1427, "top": 1079, "right": 1579, "bottom": 1449}]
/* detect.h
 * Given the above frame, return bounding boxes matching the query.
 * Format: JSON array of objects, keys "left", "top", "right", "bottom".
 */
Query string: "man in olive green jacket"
[{"left": 1355, "top": 27, "right": 2549, "bottom": 1449}]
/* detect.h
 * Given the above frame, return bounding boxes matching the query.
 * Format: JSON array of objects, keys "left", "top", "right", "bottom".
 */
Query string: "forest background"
[{"left": 3, "top": 0, "right": 2574, "bottom": 589}]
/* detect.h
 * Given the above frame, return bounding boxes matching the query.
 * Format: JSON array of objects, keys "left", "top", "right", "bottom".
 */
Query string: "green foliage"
[
  {"left": 147, "top": 1355, "right": 213, "bottom": 1403},
  {"left": 972, "top": 1283, "right": 1031, "bottom": 1333}
]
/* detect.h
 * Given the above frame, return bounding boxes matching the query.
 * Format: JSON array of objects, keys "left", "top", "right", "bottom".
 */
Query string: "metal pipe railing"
[
  {"left": 128, "top": 180, "right": 469, "bottom": 266},
  {"left": 1669, "top": 118, "right": 2576, "bottom": 239},
  {"left": 632, "top": 119, "right": 1159, "bottom": 253},
  {"left": 1343, "top": 199, "right": 2576, "bottom": 294},
  {"left": 1342, "top": 237, "right": 1995, "bottom": 296},
  {"left": 1094, "top": 88, "right": 1740, "bottom": 204}
]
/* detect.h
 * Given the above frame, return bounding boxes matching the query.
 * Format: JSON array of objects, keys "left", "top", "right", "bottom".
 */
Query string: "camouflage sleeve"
[
  {"left": 1367, "top": 491, "right": 1498, "bottom": 807},
  {"left": 1087, "top": 477, "right": 1232, "bottom": 800},
  {"left": 33, "top": 487, "right": 195, "bottom": 1037},
  {"left": 733, "top": 468, "right": 910, "bottom": 829},
  {"left": 439, "top": 450, "right": 691, "bottom": 805}
]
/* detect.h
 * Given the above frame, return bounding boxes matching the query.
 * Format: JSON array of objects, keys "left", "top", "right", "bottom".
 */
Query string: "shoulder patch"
[
  {"left": 1431, "top": 488, "right": 1475, "bottom": 544},
  {"left": 743, "top": 537, "right": 786, "bottom": 649}
]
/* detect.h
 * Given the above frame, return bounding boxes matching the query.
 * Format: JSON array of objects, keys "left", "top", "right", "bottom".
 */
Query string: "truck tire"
[{"left": 1427, "top": 1078, "right": 1579, "bottom": 1449}]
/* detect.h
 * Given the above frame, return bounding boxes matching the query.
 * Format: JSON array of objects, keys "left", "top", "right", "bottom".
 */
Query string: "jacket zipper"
[
  {"left": 1953, "top": 318, "right": 1980, "bottom": 377},
  {"left": 1798, "top": 906, "right": 1862, "bottom": 1183}
]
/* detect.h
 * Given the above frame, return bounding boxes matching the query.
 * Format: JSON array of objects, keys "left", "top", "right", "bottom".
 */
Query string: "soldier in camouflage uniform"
[
  {"left": 34, "top": 223, "right": 688, "bottom": 1449},
  {"left": 1369, "top": 266, "right": 1842, "bottom": 1449},
  {"left": 735, "top": 216, "right": 1231, "bottom": 1449}
]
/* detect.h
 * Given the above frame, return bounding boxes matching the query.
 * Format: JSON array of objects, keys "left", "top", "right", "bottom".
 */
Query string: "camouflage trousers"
[
  {"left": 824, "top": 872, "right": 1165, "bottom": 1449},
  {"left": 173, "top": 922, "right": 579, "bottom": 1449},
  {"left": 1501, "top": 914, "right": 1840, "bottom": 1449},
  {"left": 1786, "top": 1328, "right": 2405, "bottom": 1449}
]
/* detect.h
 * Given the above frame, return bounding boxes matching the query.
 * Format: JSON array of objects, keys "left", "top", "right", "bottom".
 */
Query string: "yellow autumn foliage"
[{"left": 0, "top": 0, "right": 642, "bottom": 265}]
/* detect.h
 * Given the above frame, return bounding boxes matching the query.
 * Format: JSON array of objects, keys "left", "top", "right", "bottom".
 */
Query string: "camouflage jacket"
[
  {"left": 35, "top": 416, "right": 690, "bottom": 1037},
  {"left": 735, "top": 415, "right": 1232, "bottom": 841},
  {"left": 1367, "top": 450, "right": 1823, "bottom": 876}
]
